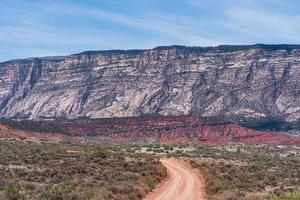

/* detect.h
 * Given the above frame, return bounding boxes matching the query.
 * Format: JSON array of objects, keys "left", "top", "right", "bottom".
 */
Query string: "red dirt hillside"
[
  {"left": 0, "top": 123, "right": 77, "bottom": 143},
  {"left": 56, "top": 115, "right": 300, "bottom": 145}
]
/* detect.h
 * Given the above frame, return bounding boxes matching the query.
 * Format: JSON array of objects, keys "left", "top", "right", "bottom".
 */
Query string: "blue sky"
[{"left": 1, "top": 0, "right": 300, "bottom": 62}]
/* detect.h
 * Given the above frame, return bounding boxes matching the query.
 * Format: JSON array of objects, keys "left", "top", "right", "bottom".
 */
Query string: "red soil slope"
[
  {"left": 0, "top": 124, "right": 77, "bottom": 143},
  {"left": 57, "top": 115, "right": 300, "bottom": 145}
]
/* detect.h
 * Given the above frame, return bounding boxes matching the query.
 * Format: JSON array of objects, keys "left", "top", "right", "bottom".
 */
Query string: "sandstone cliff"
[{"left": 0, "top": 44, "right": 299, "bottom": 123}]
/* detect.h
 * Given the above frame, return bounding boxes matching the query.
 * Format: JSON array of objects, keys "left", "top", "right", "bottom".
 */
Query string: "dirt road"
[{"left": 144, "top": 158, "right": 206, "bottom": 200}]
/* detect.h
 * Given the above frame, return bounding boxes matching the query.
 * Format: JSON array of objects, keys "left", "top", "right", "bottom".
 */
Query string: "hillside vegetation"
[
  {"left": 0, "top": 139, "right": 166, "bottom": 200},
  {"left": 183, "top": 145, "right": 300, "bottom": 200}
]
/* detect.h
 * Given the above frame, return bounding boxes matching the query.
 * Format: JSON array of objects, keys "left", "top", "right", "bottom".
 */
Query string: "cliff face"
[{"left": 0, "top": 44, "right": 299, "bottom": 122}]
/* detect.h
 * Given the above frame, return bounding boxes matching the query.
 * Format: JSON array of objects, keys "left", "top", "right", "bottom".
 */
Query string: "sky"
[{"left": 0, "top": 0, "right": 300, "bottom": 62}]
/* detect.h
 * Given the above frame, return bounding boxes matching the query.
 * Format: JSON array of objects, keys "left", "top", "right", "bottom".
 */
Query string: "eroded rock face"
[
  {"left": 0, "top": 45, "right": 299, "bottom": 122},
  {"left": 54, "top": 115, "right": 300, "bottom": 145},
  {"left": 2, "top": 115, "right": 300, "bottom": 145}
]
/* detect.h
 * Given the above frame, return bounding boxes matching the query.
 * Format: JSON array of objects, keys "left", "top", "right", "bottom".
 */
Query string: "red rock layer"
[
  {"left": 0, "top": 124, "right": 78, "bottom": 143},
  {"left": 57, "top": 115, "right": 300, "bottom": 145}
]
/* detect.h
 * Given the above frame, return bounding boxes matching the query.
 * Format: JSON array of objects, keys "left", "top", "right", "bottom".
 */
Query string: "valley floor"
[
  {"left": 0, "top": 138, "right": 299, "bottom": 200},
  {"left": 0, "top": 139, "right": 166, "bottom": 200}
]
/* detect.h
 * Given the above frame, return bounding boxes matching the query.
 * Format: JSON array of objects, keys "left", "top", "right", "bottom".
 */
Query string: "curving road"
[{"left": 144, "top": 158, "right": 205, "bottom": 200}]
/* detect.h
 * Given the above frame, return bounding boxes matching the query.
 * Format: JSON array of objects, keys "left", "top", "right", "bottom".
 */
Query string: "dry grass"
[
  {"left": 182, "top": 144, "right": 300, "bottom": 200},
  {"left": 0, "top": 139, "right": 166, "bottom": 200}
]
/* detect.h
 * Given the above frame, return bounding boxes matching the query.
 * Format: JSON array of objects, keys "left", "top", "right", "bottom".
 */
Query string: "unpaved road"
[{"left": 144, "top": 158, "right": 205, "bottom": 200}]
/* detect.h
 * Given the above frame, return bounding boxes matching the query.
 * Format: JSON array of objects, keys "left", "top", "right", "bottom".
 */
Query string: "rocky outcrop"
[
  {"left": 2, "top": 115, "right": 300, "bottom": 145},
  {"left": 0, "top": 44, "right": 299, "bottom": 123},
  {"left": 51, "top": 116, "right": 300, "bottom": 145}
]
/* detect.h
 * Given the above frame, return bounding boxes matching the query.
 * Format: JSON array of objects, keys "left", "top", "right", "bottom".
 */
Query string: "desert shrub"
[
  {"left": 0, "top": 140, "right": 167, "bottom": 200},
  {"left": 41, "top": 182, "right": 77, "bottom": 200},
  {"left": 146, "top": 179, "right": 156, "bottom": 190},
  {"left": 175, "top": 150, "right": 183, "bottom": 155},
  {"left": 186, "top": 145, "right": 300, "bottom": 200},
  {"left": 262, "top": 190, "right": 300, "bottom": 200},
  {"left": 4, "top": 185, "right": 21, "bottom": 200},
  {"left": 94, "top": 148, "right": 109, "bottom": 158}
]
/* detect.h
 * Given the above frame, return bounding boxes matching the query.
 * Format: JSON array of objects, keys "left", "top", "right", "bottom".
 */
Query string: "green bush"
[
  {"left": 147, "top": 179, "right": 156, "bottom": 190},
  {"left": 42, "top": 182, "right": 77, "bottom": 200},
  {"left": 94, "top": 148, "right": 109, "bottom": 158},
  {"left": 5, "top": 185, "right": 21, "bottom": 200}
]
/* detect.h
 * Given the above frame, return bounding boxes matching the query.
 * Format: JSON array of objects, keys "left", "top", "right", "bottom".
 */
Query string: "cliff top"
[{"left": 1, "top": 44, "right": 300, "bottom": 64}]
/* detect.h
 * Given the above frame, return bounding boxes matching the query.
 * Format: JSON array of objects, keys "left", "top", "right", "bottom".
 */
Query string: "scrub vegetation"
[{"left": 0, "top": 139, "right": 166, "bottom": 200}]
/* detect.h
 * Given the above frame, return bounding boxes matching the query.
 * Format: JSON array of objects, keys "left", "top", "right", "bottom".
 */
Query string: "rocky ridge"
[
  {"left": 6, "top": 115, "right": 299, "bottom": 145},
  {"left": 0, "top": 44, "right": 299, "bottom": 124},
  {"left": 1, "top": 115, "right": 300, "bottom": 145}
]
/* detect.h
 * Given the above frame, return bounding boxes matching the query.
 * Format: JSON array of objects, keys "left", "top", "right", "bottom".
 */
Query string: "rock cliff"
[{"left": 0, "top": 44, "right": 299, "bottom": 123}]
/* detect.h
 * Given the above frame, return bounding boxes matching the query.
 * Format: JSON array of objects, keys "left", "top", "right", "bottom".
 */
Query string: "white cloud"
[
  {"left": 187, "top": 0, "right": 300, "bottom": 43},
  {"left": 1, "top": 0, "right": 300, "bottom": 61},
  {"left": 26, "top": 1, "right": 222, "bottom": 46},
  {"left": 224, "top": 7, "right": 300, "bottom": 41}
]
